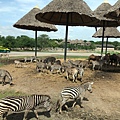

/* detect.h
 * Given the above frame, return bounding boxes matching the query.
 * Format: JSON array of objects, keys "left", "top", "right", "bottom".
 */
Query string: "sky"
[{"left": 0, "top": 0, "right": 119, "bottom": 42}]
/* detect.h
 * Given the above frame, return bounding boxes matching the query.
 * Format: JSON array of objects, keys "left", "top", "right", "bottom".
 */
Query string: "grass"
[
  {"left": 56, "top": 55, "right": 88, "bottom": 59},
  {"left": 95, "top": 50, "right": 120, "bottom": 55},
  {"left": 0, "top": 89, "right": 27, "bottom": 99},
  {"left": 6, "top": 55, "right": 88, "bottom": 60}
]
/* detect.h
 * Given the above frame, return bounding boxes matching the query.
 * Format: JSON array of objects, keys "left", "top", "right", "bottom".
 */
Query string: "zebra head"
[
  {"left": 35, "top": 95, "right": 52, "bottom": 112},
  {"left": 83, "top": 82, "right": 94, "bottom": 93}
]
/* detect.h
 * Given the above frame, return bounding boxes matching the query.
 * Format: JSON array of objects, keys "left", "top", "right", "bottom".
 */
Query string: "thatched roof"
[
  {"left": 13, "top": 7, "right": 57, "bottom": 31},
  {"left": 36, "top": 0, "right": 119, "bottom": 27},
  {"left": 92, "top": 27, "right": 120, "bottom": 38},
  {"left": 36, "top": 0, "right": 99, "bottom": 26},
  {"left": 92, "top": 2, "right": 119, "bottom": 27},
  {"left": 104, "top": 0, "right": 120, "bottom": 20}
]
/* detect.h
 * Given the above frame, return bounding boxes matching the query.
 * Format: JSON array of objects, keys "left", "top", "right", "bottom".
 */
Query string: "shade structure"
[
  {"left": 104, "top": 0, "right": 120, "bottom": 20},
  {"left": 36, "top": 0, "right": 120, "bottom": 61},
  {"left": 13, "top": 7, "right": 57, "bottom": 57},
  {"left": 92, "top": 1, "right": 120, "bottom": 56},
  {"left": 92, "top": 27, "right": 120, "bottom": 54}
]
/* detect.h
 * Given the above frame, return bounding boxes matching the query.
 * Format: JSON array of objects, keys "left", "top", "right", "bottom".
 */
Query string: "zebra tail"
[{"left": 56, "top": 99, "right": 60, "bottom": 112}]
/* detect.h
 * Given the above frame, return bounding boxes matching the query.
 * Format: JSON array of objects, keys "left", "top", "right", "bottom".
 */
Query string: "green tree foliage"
[
  {"left": 4, "top": 36, "right": 15, "bottom": 49},
  {"left": 37, "top": 34, "right": 50, "bottom": 50},
  {"left": 112, "top": 41, "right": 120, "bottom": 50},
  {"left": 0, "top": 34, "right": 119, "bottom": 51}
]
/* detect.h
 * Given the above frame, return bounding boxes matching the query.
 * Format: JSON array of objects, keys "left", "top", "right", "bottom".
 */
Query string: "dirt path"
[{"left": 0, "top": 61, "right": 120, "bottom": 120}]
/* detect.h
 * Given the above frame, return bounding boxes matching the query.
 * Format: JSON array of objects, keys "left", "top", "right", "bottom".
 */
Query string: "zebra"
[
  {"left": 56, "top": 82, "right": 94, "bottom": 113},
  {"left": 0, "top": 69, "right": 13, "bottom": 86},
  {"left": 91, "top": 60, "right": 107, "bottom": 70},
  {"left": 14, "top": 60, "right": 23, "bottom": 68},
  {"left": 0, "top": 94, "right": 52, "bottom": 120}
]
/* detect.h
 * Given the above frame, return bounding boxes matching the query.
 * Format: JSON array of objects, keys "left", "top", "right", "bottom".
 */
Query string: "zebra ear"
[{"left": 91, "top": 82, "right": 94, "bottom": 85}]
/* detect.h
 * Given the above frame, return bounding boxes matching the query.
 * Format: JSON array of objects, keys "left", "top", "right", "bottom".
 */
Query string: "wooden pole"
[{"left": 64, "top": 13, "right": 69, "bottom": 61}]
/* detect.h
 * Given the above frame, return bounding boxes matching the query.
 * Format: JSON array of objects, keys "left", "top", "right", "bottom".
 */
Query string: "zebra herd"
[
  {"left": 0, "top": 82, "right": 94, "bottom": 120},
  {"left": 0, "top": 56, "right": 100, "bottom": 119}
]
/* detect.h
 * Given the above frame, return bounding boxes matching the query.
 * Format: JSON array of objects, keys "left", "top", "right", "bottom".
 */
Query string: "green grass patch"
[
  {"left": 95, "top": 50, "right": 120, "bottom": 55},
  {"left": 0, "top": 89, "right": 27, "bottom": 99},
  {"left": 56, "top": 55, "right": 88, "bottom": 59}
]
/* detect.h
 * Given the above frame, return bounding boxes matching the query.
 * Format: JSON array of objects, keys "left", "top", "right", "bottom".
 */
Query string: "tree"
[
  {"left": 4, "top": 36, "right": 15, "bottom": 48},
  {"left": 37, "top": 34, "right": 50, "bottom": 51},
  {"left": 112, "top": 41, "right": 120, "bottom": 50}
]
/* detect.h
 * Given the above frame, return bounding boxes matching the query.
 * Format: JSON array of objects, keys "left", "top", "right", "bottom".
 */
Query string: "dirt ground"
[{"left": 0, "top": 58, "right": 120, "bottom": 120}]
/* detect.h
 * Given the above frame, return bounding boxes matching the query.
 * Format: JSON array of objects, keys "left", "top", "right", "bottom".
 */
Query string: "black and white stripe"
[
  {"left": 0, "top": 69, "right": 13, "bottom": 86},
  {"left": 0, "top": 94, "right": 51, "bottom": 120},
  {"left": 56, "top": 82, "right": 94, "bottom": 113}
]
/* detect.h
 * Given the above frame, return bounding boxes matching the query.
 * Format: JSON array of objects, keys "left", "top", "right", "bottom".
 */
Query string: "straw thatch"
[
  {"left": 36, "top": 0, "right": 99, "bottom": 26},
  {"left": 92, "top": 2, "right": 119, "bottom": 27},
  {"left": 92, "top": 27, "right": 120, "bottom": 38},
  {"left": 13, "top": 7, "right": 57, "bottom": 31},
  {"left": 104, "top": 0, "right": 120, "bottom": 20},
  {"left": 36, "top": 0, "right": 119, "bottom": 27}
]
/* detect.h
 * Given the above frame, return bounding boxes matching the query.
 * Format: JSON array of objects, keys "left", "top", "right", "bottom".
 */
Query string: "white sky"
[{"left": 0, "top": 0, "right": 119, "bottom": 42}]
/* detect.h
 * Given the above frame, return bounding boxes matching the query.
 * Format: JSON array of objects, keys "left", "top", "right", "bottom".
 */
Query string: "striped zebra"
[
  {"left": 0, "top": 94, "right": 52, "bottom": 120},
  {"left": 56, "top": 82, "right": 94, "bottom": 113},
  {"left": 0, "top": 69, "right": 13, "bottom": 86}
]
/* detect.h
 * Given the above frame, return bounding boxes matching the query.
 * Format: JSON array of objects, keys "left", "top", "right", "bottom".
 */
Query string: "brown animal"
[
  {"left": 88, "top": 54, "right": 101, "bottom": 64},
  {"left": 109, "top": 54, "right": 119, "bottom": 66}
]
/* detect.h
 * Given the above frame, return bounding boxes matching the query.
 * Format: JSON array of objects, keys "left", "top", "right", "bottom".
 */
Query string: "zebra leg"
[
  {"left": 66, "top": 72, "right": 69, "bottom": 80},
  {"left": 23, "top": 110, "right": 29, "bottom": 120},
  {"left": 2, "top": 112, "right": 8, "bottom": 120},
  {"left": 56, "top": 99, "right": 60, "bottom": 112},
  {"left": 72, "top": 75, "right": 75, "bottom": 82},
  {"left": 80, "top": 96, "right": 84, "bottom": 108},
  {"left": 33, "top": 109, "right": 39, "bottom": 119},
  {"left": 8, "top": 77, "right": 12, "bottom": 86},
  {"left": 59, "top": 98, "right": 68, "bottom": 114},
  {"left": 2, "top": 77, "right": 5, "bottom": 86},
  {"left": 75, "top": 74, "right": 78, "bottom": 83},
  {"left": 92, "top": 65, "right": 95, "bottom": 70},
  {"left": 72, "top": 99, "right": 77, "bottom": 108}
]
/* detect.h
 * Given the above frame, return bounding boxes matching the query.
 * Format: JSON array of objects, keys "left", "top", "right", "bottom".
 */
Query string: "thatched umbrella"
[
  {"left": 92, "top": 0, "right": 119, "bottom": 56},
  {"left": 104, "top": 0, "right": 120, "bottom": 20},
  {"left": 92, "top": 27, "right": 120, "bottom": 54},
  {"left": 36, "top": 0, "right": 120, "bottom": 60},
  {"left": 35, "top": 0, "right": 101, "bottom": 61},
  {"left": 13, "top": 7, "right": 57, "bottom": 57}
]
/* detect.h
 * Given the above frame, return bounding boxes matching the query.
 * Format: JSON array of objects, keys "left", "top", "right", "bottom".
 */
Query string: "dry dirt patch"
[{"left": 0, "top": 60, "right": 120, "bottom": 120}]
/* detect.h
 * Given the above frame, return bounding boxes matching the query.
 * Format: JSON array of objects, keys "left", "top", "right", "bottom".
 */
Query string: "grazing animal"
[
  {"left": 56, "top": 82, "right": 94, "bottom": 113},
  {"left": 0, "top": 53, "right": 9, "bottom": 59},
  {"left": 54, "top": 60, "right": 61, "bottom": 65},
  {"left": 91, "top": 60, "right": 107, "bottom": 70},
  {"left": 67, "top": 59, "right": 81, "bottom": 67},
  {"left": 50, "top": 64, "right": 63, "bottom": 74},
  {"left": 14, "top": 60, "right": 23, "bottom": 68},
  {"left": 43, "top": 57, "right": 56, "bottom": 64},
  {"left": 24, "top": 56, "right": 36, "bottom": 63},
  {"left": 0, "top": 94, "right": 52, "bottom": 120},
  {"left": 36, "top": 62, "right": 47, "bottom": 72},
  {"left": 66, "top": 67, "right": 78, "bottom": 82},
  {"left": 0, "top": 69, "right": 12, "bottom": 86},
  {"left": 79, "top": 60, "right": 89, "bottom": 69},
  {"left": 77, "top": 67, "right": 84, "bottom": 82},
  {"left": 109, "top": 54, "right": 119, "bottom": 66},
  {"left": 88, "top": 54, "right": 101, "bottom": 64},
  {"left": 61, "top": 61, "right": 72, "bottom": 69}
]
